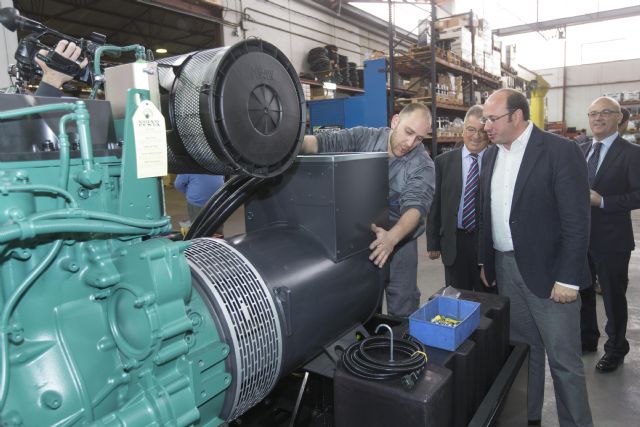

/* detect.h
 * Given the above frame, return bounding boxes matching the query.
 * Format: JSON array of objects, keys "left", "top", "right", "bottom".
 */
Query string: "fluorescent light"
[{"left": 155, "top": 48, "right": 168, "bottom": 54}]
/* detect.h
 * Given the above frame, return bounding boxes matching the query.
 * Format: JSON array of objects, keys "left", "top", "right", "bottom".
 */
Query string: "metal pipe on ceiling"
[{"left": 493, "top": 5, "right": 640, "bottom": 37}]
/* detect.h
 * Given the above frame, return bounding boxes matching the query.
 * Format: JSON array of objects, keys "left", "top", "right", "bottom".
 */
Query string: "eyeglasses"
[
  {"left": 465, "top": 127, "right": 487, "bottom": 137},
  {"left": 587, "top": 110, "right": 620, "bottom": 118},
  {"left": 479, "top": 110, "right": 514, "bottom": 125}
]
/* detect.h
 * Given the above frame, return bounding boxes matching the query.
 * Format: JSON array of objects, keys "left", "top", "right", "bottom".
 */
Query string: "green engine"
[{"left": 0, "top": 91, "right": 232, "bottom": 426}]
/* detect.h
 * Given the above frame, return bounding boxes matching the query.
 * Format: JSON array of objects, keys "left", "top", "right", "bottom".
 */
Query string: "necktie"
[
  {"left": 587, "top": 142, "right": 602, "bottom": 186},
  {"left": 461, "top": 154, "right": 479, "bottom": 232}
]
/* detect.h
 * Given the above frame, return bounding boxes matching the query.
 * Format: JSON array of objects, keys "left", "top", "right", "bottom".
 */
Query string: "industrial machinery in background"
[{"left": 0, "top": 8, "right": 388, "bottom": 426}]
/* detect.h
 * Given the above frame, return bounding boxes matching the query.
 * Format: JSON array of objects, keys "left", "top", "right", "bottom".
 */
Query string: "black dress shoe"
[
  {"left": 596, "top": 353, "right": 624, "bottom": 372},
  {"left": 582, "top": 345, "right": 597, "bottom": 354},
  {"left": 528, "top": 420, "right": 541, "bottom": 425}
]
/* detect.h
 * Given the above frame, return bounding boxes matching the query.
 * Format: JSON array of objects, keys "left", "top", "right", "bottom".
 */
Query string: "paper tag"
[{"left": 132, "top": 100, "right": 168, "bottom": 178}]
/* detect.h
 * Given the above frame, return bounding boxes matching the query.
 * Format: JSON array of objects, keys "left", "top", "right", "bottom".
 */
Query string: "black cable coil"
[{"left": 341, "top": 335, "right": 427, "bottom": 390}]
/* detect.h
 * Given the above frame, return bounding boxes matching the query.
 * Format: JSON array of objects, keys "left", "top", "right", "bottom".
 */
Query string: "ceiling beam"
[
  {"left": 494, "top": 5, "right": 640, "bottom": 37},
  {"left": 32, "top": 14, "right": 207, "bottom": 51}
]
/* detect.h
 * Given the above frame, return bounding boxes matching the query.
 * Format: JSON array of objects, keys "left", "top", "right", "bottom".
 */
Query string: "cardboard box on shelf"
[
  {"left": 491, "top": 54, "right": 502, "bottom": 77},
  {"left": 302, "top": 83, "right": 311, "bottom": 100},
  {"left": 623, "top": 91, "right": 640, "bottom": 102},
  {"left": 439, "top": 27, "right": 472, "bottom": 63},
  {"left": 434, "top": 12, "right": 478, "bottom": 32},
  {"left": 310, "top": 83, "right": 336, "bottom": 99},
  {"left": 504, "top": 44, "right": 517, "bottom": 70},
  {"left": 493, "top": 37, "right": 502, "bottom": 52},
  {"left": 605, "top": 92, "right": 623, "bottom": 103},
  {"left": 418, "top": 18, "right": 431, "bottom": 47}
]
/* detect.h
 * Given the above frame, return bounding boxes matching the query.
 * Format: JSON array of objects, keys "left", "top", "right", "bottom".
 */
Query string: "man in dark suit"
[
  {"left": 427, "top": 105, "right": 494, "bottom": 292},
  {"left": 579, "top": 97, "right": 640, "bottom": 373},
  {"left": 478, "top": 89, "right": 592, "bottom": 426}
]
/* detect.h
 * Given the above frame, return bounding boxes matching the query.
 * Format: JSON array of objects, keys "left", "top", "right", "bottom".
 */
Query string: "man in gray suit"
[
  {"left": 478, "top": 89, "right": 592, "bottom": 426},
  {"left": 427, "top": 105, "right": 493, "bottom": 292}
]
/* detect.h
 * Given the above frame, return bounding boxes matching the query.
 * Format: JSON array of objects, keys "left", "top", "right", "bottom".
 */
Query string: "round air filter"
[{"left": 158, "top": 39, "right": 306, "bottom": 178}]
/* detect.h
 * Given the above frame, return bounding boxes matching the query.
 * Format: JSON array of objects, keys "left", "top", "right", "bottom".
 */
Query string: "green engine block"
[{"left": 0, "top": 91, "right": 230, "bottom": 426}]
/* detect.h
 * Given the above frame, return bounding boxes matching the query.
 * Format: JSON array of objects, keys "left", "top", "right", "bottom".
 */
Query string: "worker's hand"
[
  {"left": 480, "top": 265, "right": 496, "bottom": 288},
  {"left": 369, "top": 223, "right": 398, "bottom": 268},
  {"left": 428, "top": 251, "right": 440, "bottom": 260},
  {"left": 590, "top": 190, "right": 602, "bottom": 207},
  {"left": 549, "top": 282, "right": 578, "bottom": 303},
  {"left": 35, "top": 39, "right": 88, "bottom": 89}
]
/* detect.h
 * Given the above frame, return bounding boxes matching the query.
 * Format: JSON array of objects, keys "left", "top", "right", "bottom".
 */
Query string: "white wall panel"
[
  {"left": 536, "top": 58, "right": 640, "bottom": 134},
  {"left": 220, "top": 0, "right": 413, "bottom": 75}
]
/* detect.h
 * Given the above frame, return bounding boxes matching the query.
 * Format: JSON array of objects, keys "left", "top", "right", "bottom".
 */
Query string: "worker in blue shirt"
[{"left": 174, "top": 174, "right": 225, "bottom": 226}]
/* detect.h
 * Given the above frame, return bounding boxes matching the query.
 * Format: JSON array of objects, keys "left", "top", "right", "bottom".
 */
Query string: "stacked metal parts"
[{"left": 0, "top": 9, "right": 386, "bottom": 426}]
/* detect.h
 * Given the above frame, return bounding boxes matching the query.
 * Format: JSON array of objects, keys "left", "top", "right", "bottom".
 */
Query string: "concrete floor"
[{"left": 166, "top": 186, "right": 640, "bottom": 426}]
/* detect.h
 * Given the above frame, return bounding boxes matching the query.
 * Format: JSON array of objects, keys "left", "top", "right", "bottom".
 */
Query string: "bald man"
[
  {"left": 478, "top": 89, "right": 592, "bottom": 426},
  {"left": 302, "top": 103, "right": 435, "bottom": 317},
  {"left": 580, "top": 97, "right": 640, "bottom": 373}
]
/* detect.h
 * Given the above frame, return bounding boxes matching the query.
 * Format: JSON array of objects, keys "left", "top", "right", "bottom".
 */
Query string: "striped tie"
[
  {"left": 461, "top": 153, "right": 479, "bottom": 232},
  {"left": 587, "top": 142, "right": 602, "bottom": 187}
]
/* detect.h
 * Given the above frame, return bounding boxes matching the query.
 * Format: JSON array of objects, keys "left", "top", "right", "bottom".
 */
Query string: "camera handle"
[{"left": 35, "top": 50, "right": 83, "bottom": 78}]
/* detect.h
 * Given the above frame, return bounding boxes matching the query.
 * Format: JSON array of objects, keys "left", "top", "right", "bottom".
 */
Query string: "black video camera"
[{"left": 0, "top": 7, "right": 106, "bottom": 86}]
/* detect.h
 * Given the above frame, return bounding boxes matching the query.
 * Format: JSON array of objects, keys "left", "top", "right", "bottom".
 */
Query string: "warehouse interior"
[{"left": 1, "top": 0, "right": 639, "bottom": 426}]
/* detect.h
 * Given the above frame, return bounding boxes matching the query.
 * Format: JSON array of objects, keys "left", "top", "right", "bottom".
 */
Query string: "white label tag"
[{"left": 133, "top": 100, "right": 168, "bottom": 178}]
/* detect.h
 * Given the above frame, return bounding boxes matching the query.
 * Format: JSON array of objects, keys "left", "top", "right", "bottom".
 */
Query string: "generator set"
[
  {"left": 0, "top": 8, "right": 525, "bottom": 427},
  {"left": 0, "top": 7, "right": 394, "bottom": 426}
]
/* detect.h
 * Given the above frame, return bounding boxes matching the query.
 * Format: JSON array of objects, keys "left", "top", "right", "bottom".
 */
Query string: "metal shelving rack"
[{"left": 387, "top": 6, "right": 503, "bottom": 154}]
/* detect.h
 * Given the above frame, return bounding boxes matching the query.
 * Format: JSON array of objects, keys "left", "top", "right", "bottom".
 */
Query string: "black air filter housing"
[{"left": 158, "top": 39, "right": 306, "bottom": 177}]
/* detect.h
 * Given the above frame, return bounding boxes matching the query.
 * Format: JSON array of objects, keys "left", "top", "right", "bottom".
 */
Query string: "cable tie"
[{"left": 411, "top": 350, "right": 428, "bottom": 363}]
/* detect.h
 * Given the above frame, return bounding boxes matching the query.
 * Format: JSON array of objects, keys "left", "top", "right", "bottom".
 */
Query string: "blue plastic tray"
[{"left": 409, "top": 296, "right": 481, "bottom": 351}]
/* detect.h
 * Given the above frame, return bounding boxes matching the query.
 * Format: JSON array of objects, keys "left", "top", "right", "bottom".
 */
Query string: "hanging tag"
[{"left": 132, "top": 100, "right": 168, "bottom": 178}]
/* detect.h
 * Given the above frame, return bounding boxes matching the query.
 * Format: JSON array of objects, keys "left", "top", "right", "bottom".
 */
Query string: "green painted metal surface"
[{"left": 0, "top": 89, "right": 230, "bottom": 426}]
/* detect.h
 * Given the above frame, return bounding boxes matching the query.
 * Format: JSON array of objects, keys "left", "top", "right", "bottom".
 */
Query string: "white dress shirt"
[
  {"left": 491, "top": 122, "right": 533, "bottom": 252},
  {"left": 490, "top": 122, "right": 578, "bottom": 290}
]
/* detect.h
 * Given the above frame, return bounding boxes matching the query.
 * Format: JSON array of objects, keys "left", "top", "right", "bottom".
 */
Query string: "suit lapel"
[
  {"left": 593, "top": 137, "right": 624, "bottom": 187},
  {"left": 511, "top": 126, "right": 544, "bottom": 211},
  {"left": 481, "top": 145, "right": 498, "bottom": 199},
  {"left": 580, "top": 140, "right": 592, "bottom": 158},
  {"left": 453, "top": 149, "right": 463, "bottom": 201}
]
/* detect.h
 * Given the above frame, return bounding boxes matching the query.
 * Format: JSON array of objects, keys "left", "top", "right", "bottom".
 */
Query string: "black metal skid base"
[{"left": 230, "top": 290, "right": 527, "bottom": 427}]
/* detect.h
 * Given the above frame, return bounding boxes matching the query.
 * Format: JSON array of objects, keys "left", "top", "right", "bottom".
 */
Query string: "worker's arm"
[
  {"left": 301, "top": 135, "right": 319, "bottom": 154},
  {"left": 369, "top": 207, "right": 421, "bottom": 268}
]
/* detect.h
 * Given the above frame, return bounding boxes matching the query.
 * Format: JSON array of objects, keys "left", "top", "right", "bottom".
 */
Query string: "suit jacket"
[
  {"left": 581, "top": 136, "right": 640, "bottom": 252},
  {"left": 426, "top": 148, "right": 479, "bottom": 266},
  {"left": 478, "top": 126, "right": 591, "bottom": 298}
]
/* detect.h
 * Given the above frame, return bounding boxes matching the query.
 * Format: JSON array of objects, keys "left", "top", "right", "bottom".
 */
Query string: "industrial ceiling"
[{"left": 14, "top": 0, "right": 226, "bottom": 57}]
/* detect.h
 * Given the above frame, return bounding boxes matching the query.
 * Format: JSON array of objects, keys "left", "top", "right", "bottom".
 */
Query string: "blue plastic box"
[{"left": 409, "top": 296, "right": 481, "bottom": 351}]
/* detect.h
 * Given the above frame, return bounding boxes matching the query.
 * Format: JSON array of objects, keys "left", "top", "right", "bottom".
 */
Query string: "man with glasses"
[
  {"left": 478, "top": 89, "right": 592, "bottom": 426},
  {"left": 301, "top": 103, "right": 435, "bottom": 317},
  {"left": 427, "top": 105, "right": 494, "bottom": 292},
  {"left": 579, "top": 97, "right": 640, "bottom": 373}
]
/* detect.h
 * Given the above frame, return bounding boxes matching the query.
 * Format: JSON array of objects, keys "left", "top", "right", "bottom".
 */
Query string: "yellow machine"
[{"left": 530, "top": 74, "right": 550, "bottom": 129}]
